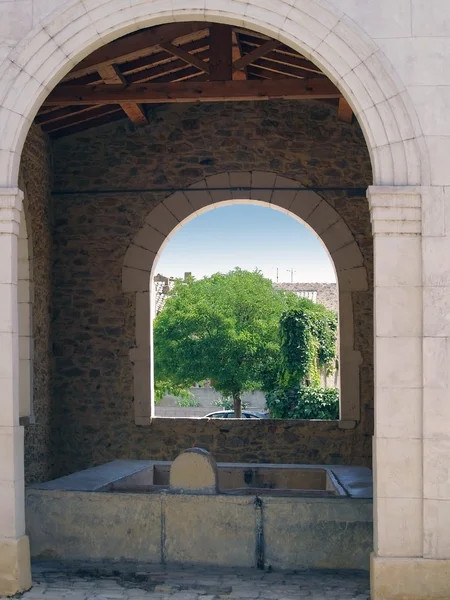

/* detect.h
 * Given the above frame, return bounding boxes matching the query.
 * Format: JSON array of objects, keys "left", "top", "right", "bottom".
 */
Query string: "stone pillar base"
[
  {"left": 371, "top": 553, "right": 450, "bottom": 600},
  {"left": 0, "top": 535, "right": 32, "bottom": 596}
]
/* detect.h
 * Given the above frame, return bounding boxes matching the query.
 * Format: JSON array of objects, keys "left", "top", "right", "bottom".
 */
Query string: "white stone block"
[
  {"left": 250, "top": 171, "right": 276, "bottom": 203},
  {"left": 320, "top": 218, "right": 354, "bottom": 253},
  {"left": 377, "top": 38, "right": 450, "bottom": 87},
  {"left": 229, "top": 171, "right": 251, "bottom": 199},
  {"left": 0, "top": 283, "right": 17, "bottom": 334},
  {"left": 44, "top": 1, "right": 88, "bottom": 38},
  {"left": 122, "top": 266, "right": 151, "bottom": 292},
  {"left": 423, "top": 389, "right": 450, "bottom": 440},
  {"left": 423, "top": 438, "right": 450, "bottom": 500},
  {"left": 338, "top": 266, "right": 368, "bottom": 292},
  {"left": 0, "top": 477, "right": 25, "bottom": 538},
  {"left": 375, "top": 286, "right": 422, "bottom": 338},
  {"left": 423, "top": 337, "right": 449, "bottom": 390},
  {"left": 426, "top": 136, "right": 450, "bottom": 186},
  {"left": 145, "top": 202, "right": 179, "bottom": 235},
  {"left": 32, "top": 0, "right": 68, "bottom": 25},
  {"left": 0, "top": 1, "right": 33, "bottom": 45},
  {"left": 375, "top": 437, "right": 422, "bottom": 499},
  {"left": 306, "top": 200, "right": 339, "bottom": 235},
  {"left": 123, "top": 244, "right": 155, "bottom": 271},
  {"left": 423, "top": 236, "right": 450, "bottom": 286},
  {"left": 424, "top": 287, "right": 450, "bottom": 337},
  {"left": 18, "top": 336, "right": 31, "bottom": 361},
  {"left": 375, "top": 497, "right": 422, "bottom": 557},
  {"left": 375, "top": 337, "right": 422, "bottom": 389},
  {"left": 184, "top": 181, "right": 212, "bottom": 211},
  {"left": 409, "top": 86, "right": 450, "bottom": 138},
  {"left": 291, "top": 0, "right": 340, "bottom": 30},
  {"left": 163, "top": 191, "right": 193, "bottom": 222},
  {"left": 333, "top": 0, "right": 411, "bottom": 39},
  {"left": 332, "top": 241, "right": 363, "bottom": 272},
  {"left": 374, "top": 236, "right": 421, "bottom": 287},
  {"left": 424, "top": 499, "right": 450, "bottom": 559},
  {"left": 371, "top": 144, "right": 395, "bottom": 186},
  {"left": 133, "top": 224, "right": 165, "bottom": 254},
  {"left": 269, "top": 176, "right": 297, "bottom": 209},
  {"left": 135, "top": 291, "right": 150, "bottom": 348},
  {"left": 421, "top": 186, "right": 445, "bottom": 238},
  {"left": 205, "top": 173, "right": 231, "bottom": 203},
  {"left": 412, "top": 0, "right": 450, "bottom": 37},
  {"left": 375, "top": 387, "right": 422, "bottom": 440},
  {"left": 0, "top": 425, "right": 23, "bottom": 481}
]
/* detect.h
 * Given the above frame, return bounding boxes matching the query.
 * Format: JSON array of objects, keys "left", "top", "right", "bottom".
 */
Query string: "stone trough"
[{"left": 26, "top": 449, "right": 373, "bottom": 570}]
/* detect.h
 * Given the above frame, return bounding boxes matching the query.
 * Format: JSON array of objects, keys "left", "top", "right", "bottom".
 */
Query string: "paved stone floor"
[{"left": 11, "top": 562, "right": 370, "bottom": 599}]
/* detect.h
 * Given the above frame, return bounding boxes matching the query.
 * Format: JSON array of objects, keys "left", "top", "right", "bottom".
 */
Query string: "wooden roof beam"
[
  {"left": 233, "top": 39, "right": 281, "bottom": 72},
  {"left": 98, "top": 64, "right": 148, "bottom": 126},
  {"left": 209, "top": 24, "right": 233, "bottom": 81},
  {"left": 66, "top": 22, "right": 210, "bottom": 79},
  {"left": 232, "top": 31, "right": 247, "bottom": 81},
  {"left": 43, "top": 78, "right": 342, "bottom": 106},
  {"left": 159, "top": 41, "right": 210, "bottom": 73}
]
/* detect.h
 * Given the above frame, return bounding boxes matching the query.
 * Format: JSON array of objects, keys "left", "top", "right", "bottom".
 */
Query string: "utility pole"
[
  {"left": 276, "top": 268, "right": 279, "bottom": 282},
  {"left": 287, "top": 268, "right": 295, "bottom": 283}
]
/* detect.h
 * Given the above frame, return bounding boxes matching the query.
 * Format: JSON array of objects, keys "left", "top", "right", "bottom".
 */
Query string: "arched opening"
[{"left": 151, "top": 201, "right": 339, "bottom": 419}]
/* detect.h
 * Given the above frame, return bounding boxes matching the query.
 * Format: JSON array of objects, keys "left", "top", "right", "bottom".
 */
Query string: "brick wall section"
[
  {"left": 20, "top": 125, "right": 53, "bottom": 484},
  {"left": 49, "top": 100, "right": 373, "bottom": 476}
]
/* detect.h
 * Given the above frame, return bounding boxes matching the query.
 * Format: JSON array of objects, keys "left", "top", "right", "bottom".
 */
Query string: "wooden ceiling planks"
[{"left": 38, "top": 22, "right": 351, "bottom": 137}]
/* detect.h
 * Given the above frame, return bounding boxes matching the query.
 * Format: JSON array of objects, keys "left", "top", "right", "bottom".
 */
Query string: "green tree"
[{"left": 153, "top": 269, "right": 295, "bottom": 417}]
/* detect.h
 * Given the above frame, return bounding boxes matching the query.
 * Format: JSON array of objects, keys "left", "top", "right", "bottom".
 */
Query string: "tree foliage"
[
  {"left": 154, "top": 269, "right": 339, "bottom": 419},
  {"left": 153, "top": 269, "right": 297, "bottom": 416}
]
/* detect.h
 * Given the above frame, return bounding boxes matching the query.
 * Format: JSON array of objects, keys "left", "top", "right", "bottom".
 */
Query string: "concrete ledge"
[
  {"left": 0, "top": 535, "right": 31, "bottom": 596},
  {"left": 371, "top": 554, "right": 450, "bottom": 600}
]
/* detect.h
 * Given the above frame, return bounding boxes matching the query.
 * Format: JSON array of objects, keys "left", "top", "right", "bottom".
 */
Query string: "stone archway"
[
  {"left": 0, "top": 0, "right": 428, "bottom": 189},
  {"left": 122, "top": 171, "right": 368, "bottom": 426},
  {"left": 0, "top": 1, "right": 434, "bottom": 597}
]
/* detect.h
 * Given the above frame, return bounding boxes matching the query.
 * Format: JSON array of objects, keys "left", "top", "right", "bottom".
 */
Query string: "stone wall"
[
  {"left": 20, "top": 125, "right": 53, "bottom": 484},
  {"left": 50, "top": 100, "right": 373, "bottom": 477}
]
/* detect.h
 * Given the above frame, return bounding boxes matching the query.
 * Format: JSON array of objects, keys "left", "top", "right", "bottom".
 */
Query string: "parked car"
[{"left": 203, "top": 410, "right": 268, "bottom": 419}]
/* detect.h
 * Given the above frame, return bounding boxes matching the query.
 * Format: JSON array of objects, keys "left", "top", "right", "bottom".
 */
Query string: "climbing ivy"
[{"left": 279, "top": 300, "right": 338, "bottom": 388}]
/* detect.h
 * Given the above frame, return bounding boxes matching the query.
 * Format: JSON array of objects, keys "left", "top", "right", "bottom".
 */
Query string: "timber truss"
[{"left": 37, "top": 22, "right": 351, "bottom": 137}]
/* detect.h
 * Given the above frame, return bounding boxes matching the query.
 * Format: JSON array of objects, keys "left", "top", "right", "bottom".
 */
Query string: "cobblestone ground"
[{"left": 12, "top": 562, "right": 370, "bottom": 600}]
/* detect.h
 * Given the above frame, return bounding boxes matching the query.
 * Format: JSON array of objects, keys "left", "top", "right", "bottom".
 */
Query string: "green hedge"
[{"left": 266, "top": 386, "right": 339, "bottom": 420}]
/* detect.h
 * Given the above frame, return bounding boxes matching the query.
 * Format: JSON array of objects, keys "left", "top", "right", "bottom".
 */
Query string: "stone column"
[
  {"left": 368, "top": 186, "right": 426, "bottom": 600},
  {"left": 0, "top": 189, "right": 32, "bottom": 595}
]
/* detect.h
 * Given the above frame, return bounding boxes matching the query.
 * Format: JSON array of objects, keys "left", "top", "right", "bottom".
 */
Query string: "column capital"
[
  {"left": 0, "top": 188, "right": 23, "bottom": 235},
  {"left": 367, "top": 185, "right": 421, "bottom": 236}
]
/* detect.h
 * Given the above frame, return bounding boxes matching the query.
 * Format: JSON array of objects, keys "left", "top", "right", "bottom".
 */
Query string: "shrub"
[{"left": 266, "top": 387, "right": 339, "bottom": 420}]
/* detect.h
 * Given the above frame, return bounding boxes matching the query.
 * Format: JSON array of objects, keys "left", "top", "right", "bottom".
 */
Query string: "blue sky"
[{"left": 155, "top": 204, "right": 336, "bottom": 283}]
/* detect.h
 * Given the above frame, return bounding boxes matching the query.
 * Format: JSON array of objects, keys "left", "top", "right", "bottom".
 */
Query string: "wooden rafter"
[
  {"left": 159, "top": 41, "right": 210, "bottom": 74},
  {"left": 232, "top": 31, "right": 247, "bottom": 81},
  {"left": 338, "top": 97, "right": 353, "bottom": 123},
  {"left": 98, "top": 64, "right": 148, "bottom": 125},
  {"left": 233, "top": 39, "right": 281, "bottom": 72},
  {"left": 65, "top": 23, "right": 210, "bottom": 79},
  {"left": 41, "top": 105, "right": 122, "bottom": 133},
  {"left": 43, "top": 78, "right": 342, "bottom": 106}
]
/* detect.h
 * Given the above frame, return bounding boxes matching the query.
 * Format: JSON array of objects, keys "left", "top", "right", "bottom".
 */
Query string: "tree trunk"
[{"left": 233, "top": 395, "right": 242, "bottom": 418}]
